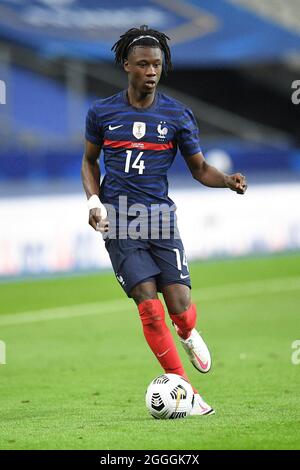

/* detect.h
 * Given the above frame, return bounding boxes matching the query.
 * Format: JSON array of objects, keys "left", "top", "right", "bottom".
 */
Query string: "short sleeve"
[
  {"left": 177, "top": 108, "right": 201, "bottom": 157},
  {"left": 85, "top": 105, "right": 103, "bottom": 146}
]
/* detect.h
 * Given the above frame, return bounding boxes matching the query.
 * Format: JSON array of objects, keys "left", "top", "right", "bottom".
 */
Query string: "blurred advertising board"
[{"left": 0, "top": 183, "right": 299, "bottom": 277}]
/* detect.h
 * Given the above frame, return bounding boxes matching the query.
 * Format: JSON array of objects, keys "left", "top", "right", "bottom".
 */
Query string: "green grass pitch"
[{"left": 0, "top": 253, "right": 299, "bottom": 450}]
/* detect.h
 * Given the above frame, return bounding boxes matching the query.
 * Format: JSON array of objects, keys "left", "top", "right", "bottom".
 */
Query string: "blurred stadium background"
[
  {"left": 0, "top": 0, "right": 300, "bottom": 277},
  {"left": 0, "top": 0, "right": 300, "bottom": 451}
]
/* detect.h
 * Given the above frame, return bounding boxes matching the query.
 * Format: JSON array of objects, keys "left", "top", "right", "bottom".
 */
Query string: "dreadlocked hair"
[{"left": 111, "top": 25, "right": 172, "bottom": 75}]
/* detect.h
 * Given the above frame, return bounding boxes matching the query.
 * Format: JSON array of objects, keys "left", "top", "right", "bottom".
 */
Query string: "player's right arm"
[{"left": 81, "top": 139, "right": 108, "bottom": 232}]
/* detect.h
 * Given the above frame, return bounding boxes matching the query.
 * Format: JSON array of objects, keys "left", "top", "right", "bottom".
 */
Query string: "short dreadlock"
[{"left": 111, "top": 25, "right": 172, "bottom": 75}]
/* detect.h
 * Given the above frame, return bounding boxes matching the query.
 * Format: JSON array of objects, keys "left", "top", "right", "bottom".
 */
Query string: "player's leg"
[
  {"left": 149, "top": 239, "right": 215, "bottom": 415},
  {"left": 150, "top": 238, "right": 211, "bottom": 373},
  {"left": 161, "top": 283, "right": 192, "bottom": 336},
  {"left": 162, "top": 283, "right": 211, "bottom": 373},
  {"left": 130, "top": 280, "right": 192, "bottom": 383},
  {"left": 162, "top": 283, "right": 215, "bottom": 416},
  {"left": 132, "top": 281, "right": 215, "bottom": 415},
  {"left": 104, "top": 238, "right": 192, "bottom": 383}
]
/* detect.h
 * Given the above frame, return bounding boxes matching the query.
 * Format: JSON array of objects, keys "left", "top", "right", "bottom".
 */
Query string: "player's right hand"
[{"left": 89, "top": 208, "right": 109, "bottom": 233}]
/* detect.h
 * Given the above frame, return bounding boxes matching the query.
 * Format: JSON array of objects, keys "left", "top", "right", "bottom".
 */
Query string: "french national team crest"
[
  {"left": 132, "top": 122, "right": 146, "bottom": 139},
  {"left": 157, "top": 121, "right": 168, "bottom": 139}
]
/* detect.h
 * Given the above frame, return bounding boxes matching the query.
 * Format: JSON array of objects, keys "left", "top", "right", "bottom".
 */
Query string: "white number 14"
[
  {"left": 125, "top": 150, "right": 145, "bottom": 175},
  {"left": 173, "top": 248, "right": 189, "bottom": 272}
]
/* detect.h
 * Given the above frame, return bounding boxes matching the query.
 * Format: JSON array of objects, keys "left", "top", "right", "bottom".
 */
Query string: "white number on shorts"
[
  {"left": 173, "top": 248, "right": 189, "bottom": 272},
  {"left": 125, "top": 150, "right": 145, "bottom": 175}
]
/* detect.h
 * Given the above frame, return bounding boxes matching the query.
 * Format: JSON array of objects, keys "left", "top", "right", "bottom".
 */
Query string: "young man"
[{"left": 81, "top": 26, "right": 247, "bottom": 416}]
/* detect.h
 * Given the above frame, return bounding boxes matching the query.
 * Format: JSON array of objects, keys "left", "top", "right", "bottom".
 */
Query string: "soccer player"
[{"left": 81, "top": 26, "right": 247, "bottom": 416}]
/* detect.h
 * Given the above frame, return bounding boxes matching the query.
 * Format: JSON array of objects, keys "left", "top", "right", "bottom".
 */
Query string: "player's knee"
[
  {"left": 132, "top": 290, "right": 157, "bottom": 304},
  {"left": 167, "top": 293, "right": 191, "bottom": 315},
  {"left": 131, "top": 282, "right": 158, "bottom": 305}
]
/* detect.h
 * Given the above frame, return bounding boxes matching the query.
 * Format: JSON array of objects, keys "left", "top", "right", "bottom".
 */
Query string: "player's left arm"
[{"left": 184, "top": 151, "right": 247, "bottom": 194}]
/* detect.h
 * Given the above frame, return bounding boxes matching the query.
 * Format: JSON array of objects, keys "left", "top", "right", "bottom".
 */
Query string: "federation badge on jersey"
[
  {"left": 157, "top": 121, "right": 168, "bottom": 139},
  {"left": 132, "top": 122, "right": 146, "bottom": 139}
]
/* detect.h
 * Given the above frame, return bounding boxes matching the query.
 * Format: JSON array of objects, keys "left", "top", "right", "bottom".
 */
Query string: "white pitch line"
[
  {"left": 0, "top": 276, "right": 299, "bottom": 327},
  {"left": 0, "top": 298, "right": 132, "bottom": 327}
]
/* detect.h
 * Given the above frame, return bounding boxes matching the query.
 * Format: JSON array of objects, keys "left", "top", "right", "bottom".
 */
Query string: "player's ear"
[{"left": 123, "top": 59, "right": 130, "bottom": 73}]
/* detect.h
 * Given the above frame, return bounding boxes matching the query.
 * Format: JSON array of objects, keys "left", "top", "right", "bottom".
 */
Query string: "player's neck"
[{"left": 126, "top": 87, "right": 156, "bottom": 109}]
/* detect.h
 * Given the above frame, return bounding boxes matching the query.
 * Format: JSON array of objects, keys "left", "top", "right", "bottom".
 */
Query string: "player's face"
[{"left": 124, "top": 47, "right": 163, "bottom": 94}]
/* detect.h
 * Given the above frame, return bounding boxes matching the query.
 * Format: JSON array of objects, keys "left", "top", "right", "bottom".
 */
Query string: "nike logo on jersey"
[
  {"left": 109, "top": 124, "right": 123, "bottom": 130},
  {"left": 180, "top": 274, "right": 190, "bottom": 279}
]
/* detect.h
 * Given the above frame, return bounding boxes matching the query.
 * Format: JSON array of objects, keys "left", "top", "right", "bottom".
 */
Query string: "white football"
[{"left": 145, "top": 374, "right": 194, "bottom": 419}]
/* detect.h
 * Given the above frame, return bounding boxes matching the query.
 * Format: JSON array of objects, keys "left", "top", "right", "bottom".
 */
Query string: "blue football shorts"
[{"left": 104, "top": 237, "right": 191, "bottom": 297}]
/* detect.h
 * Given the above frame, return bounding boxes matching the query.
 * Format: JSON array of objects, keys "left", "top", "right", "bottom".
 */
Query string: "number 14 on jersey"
[{"left": 125, "top": 150, "right": 145, "bottom": 175}]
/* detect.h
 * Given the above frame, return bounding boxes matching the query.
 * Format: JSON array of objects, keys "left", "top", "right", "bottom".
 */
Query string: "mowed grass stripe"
[{"left": 1, "top": 275, "right": 299, "bottom": 327}]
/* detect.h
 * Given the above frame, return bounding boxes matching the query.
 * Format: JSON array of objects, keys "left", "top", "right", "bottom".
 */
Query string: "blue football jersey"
[{"left": 85, "top": 90, "right": 201, "bottom": 215}]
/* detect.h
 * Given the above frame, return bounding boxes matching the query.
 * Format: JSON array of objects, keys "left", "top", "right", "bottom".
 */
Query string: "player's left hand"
[{"left": 225, "top": 173, "right": 247, "bottom": 194}]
